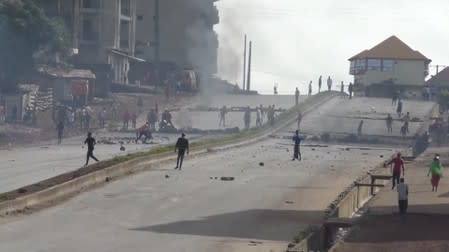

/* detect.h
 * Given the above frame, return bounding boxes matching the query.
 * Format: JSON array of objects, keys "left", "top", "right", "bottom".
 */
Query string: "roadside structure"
[
  {"left": 425, "top": 67, "right": 449, "bottom": 100},
  {"left": 40, "top": 0, "right": 141, "bottom": 86},
  {"left": 349, "top": 36, "right": 431, "bottom": 98}
]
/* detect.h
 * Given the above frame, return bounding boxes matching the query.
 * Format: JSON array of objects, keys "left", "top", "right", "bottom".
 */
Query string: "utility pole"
[
  {"left": 246, "top": 41, "right": 252, "bottom": 92},
  {"left": 242, "top": 35, "right": 247, "bottom": 91},
  {"left": 154, "top": 0, "right": 160, "bottom": 88}
]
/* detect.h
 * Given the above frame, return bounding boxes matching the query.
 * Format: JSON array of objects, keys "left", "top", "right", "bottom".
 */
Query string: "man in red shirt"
[
  {"left": 388, "top": 153, "right": 405, "bottom": 189},
  {"left": 136, "top": 122, "right": 153, "bottom": 143}
]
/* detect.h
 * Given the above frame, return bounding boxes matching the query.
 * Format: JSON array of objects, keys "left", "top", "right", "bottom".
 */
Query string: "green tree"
[{"left": 0, "top": 0, "right": 70, "bottom": 92}]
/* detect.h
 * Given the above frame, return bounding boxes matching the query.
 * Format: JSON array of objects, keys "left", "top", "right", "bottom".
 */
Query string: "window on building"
[
  {"left": 121, "top": 0, "right": 131, "bottom": 16},
  {"left": 367, "top": 59, "right": 381, "bottom": 71},
  {"left": 382, "top": 60, "right": 394, "bottom": 72},
  {"left": 83, "top": 0, "right": 100, "bottom": 9},
  {"left": 120, "top": 20, "right": 130, "bottom": 49},
  {"left": 350, "top": 59, "right": 367, "bottom": 74},
  {"left": 82, "top": 17, "right": 99, "bottom": 41}
]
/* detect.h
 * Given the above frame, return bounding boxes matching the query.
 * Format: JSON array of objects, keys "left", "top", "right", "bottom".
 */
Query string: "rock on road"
[{"left": 0, "top": 96, "right": 434, "bottom": 252}]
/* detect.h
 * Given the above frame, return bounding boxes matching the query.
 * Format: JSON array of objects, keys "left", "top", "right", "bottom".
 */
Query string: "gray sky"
[{"left": 215, "top": 0, "right": 449, "bottom": 94}]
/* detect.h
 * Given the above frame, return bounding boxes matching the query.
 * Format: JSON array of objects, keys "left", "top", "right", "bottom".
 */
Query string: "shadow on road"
[{"left": 130, "top": 209, "right": 324, "bottom": 241}]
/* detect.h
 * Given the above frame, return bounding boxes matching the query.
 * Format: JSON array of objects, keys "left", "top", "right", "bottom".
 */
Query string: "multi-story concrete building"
[
  {"left": 41, "top": 0, "right": 140, "bottom": 85},
  {"left": 135, "top": 0, "right": 219, "bottom": 77},
  {"left": 349, "top": 36, "right": 431, "bottom": 97}
]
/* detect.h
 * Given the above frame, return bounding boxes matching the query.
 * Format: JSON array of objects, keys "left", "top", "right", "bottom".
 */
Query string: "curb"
[{"left": 0, "top": 93, "right": 337, "bottom": 218}]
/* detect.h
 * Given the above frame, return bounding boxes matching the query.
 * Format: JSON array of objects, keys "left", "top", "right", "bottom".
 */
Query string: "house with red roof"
[{"left": 349, "top": 36, "right": 431, "bottom": 97}]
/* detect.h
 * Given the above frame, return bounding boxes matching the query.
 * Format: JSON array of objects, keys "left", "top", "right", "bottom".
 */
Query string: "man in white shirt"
[{"left": 397, "top": 178, "right": 409, "bottom": 214}]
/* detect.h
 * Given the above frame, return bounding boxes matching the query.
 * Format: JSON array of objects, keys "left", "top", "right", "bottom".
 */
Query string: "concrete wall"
[{"left": 356, "top": 60, "right": 428, "bottom": 87}]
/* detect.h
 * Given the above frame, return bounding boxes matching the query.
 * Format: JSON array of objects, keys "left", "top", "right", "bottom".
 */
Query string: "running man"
[
  {"left": 174, "top": 133, "right": 189, "bottom": 170},
  {"left": 387, "top": 153, "right": 405, "bottom": 189},
  {"left": 84, "top": 132, "right": 99, "bottom": 166},
  {"left": 292, "top": 130, "right": 304, "bottom": 161}
]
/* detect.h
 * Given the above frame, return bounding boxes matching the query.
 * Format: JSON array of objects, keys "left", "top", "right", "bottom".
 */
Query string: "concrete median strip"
[{"left": 0, "top": 92, "right": 337, "bottom": 219}]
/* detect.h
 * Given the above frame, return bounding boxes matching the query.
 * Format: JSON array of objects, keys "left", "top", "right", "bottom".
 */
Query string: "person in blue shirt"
[{"left": 292, "top": 130, "right": 304, "bottom": 161}]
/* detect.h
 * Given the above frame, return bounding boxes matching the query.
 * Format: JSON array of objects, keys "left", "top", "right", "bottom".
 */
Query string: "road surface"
[
  {"left": 0, "top": 94, "right": 304, "bottom": 194},
  {"left": 0, "top": 96, "right": 422, "bottom": 252},
  {"left": 298, "top": 97, "right": 435, "bottom": 137}
]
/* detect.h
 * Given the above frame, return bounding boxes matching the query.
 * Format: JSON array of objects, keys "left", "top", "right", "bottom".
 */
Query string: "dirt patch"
[{"left": 334, "top": 213, "right": 449, "bottom": 252}]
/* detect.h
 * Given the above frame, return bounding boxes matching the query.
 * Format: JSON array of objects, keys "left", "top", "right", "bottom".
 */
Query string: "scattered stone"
[
  {"left": 165, "top": 175, "right": 170, "bottom": 179},
  {"left": 311, "top": 148, "right": 316, "bottom": 151},
  {"left": 105, "top": 177, "right": 111, "bottom": 182},
  {"left": 285, "top": 201, "right": 294, "bottom": 204},
  {"left": 380, "top": 155, "right": 384, "bottom": 158},
  {"left": 221, "top": 177, "right": 235, "bottom": 181},
  {"left": 259, "top": 162, "right": 264, "bottom": 166},
  {"left": 120, "top": 145, "right": 126, "bottom": 151}
]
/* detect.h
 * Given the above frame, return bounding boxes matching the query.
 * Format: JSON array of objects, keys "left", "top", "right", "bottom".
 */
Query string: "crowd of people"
[
  {"left": 387, "top": 152, "right": 443, "bottom": 215},
  {"left": 218, "top": 104, "right": 278, "bottom": 130}
]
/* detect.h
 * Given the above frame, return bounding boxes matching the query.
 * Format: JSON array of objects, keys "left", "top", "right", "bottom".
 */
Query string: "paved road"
[
  {"left": 0, "top": 132, "right": 184, "bottom": 193},
  {"left": 299, "top": 97, "right": 435, "bottom": 137},
  {"left": 0, "top": 94, "right": 303, "bottom": 194},
  {"left": 0, "top": 97, "right": 408, "bottom": 252}
]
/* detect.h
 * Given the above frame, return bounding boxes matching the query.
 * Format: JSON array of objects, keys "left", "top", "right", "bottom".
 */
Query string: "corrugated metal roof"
[{"left": 39, "top": 67, "right": 96, "bottom": 79}]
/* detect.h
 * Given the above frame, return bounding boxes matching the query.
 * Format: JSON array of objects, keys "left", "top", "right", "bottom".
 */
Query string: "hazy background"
[{"left": 215, "top": 0, "right": 449, "bottom": 94}]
